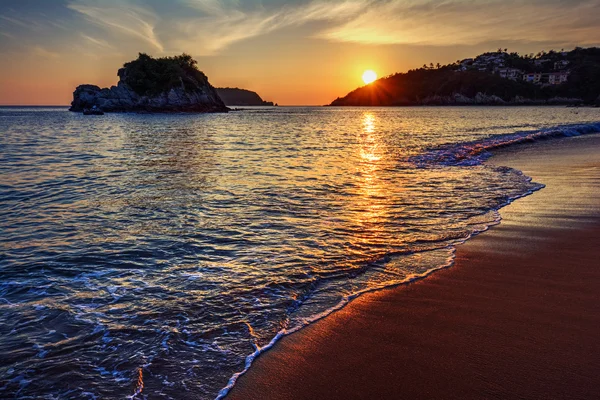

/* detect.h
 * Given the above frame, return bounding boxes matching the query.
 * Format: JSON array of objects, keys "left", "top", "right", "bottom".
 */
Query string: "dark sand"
[{"left": 227, "top": 134, "right": 600, "bottom": 400}]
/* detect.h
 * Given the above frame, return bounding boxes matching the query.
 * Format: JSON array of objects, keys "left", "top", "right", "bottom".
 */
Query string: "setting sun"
[{"left": 362, "top": 70, "right": 377, "bottom": 84}]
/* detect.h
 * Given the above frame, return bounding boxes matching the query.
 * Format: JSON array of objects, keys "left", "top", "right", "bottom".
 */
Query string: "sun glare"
[{"left": 362, "top": 70, "right": 377, "bottom": 84}]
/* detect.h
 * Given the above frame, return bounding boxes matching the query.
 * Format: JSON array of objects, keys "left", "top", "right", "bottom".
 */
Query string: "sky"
[{"left": 1, "top": 0, "right": 599, "bottom": 105}]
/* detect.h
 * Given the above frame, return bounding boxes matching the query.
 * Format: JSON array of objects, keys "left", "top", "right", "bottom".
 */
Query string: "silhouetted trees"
[
  {"left": 565, "top": 47, "right": 600, "bottom": 102},
  {"left": 330, "top": 47, "right": 600, "bottom": 106},
  {"left": 121, "top": 53, "right": 209, "bottom": 96}
]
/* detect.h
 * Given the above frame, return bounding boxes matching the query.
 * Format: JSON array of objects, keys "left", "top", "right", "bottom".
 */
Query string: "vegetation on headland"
[
  {"left": 216, "top": 88, "right": 275, "bottom": 106},
  {"left": 330, "top": 47, "right": 600, "bottom": 106},
  {"left": 120, "top": 53, "right": 210, "bottom": 97}
]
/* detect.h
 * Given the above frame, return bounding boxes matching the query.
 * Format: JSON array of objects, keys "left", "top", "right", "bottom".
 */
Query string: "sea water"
[{"left": 1, "top": 106, "right": 599, "bottom": 399}]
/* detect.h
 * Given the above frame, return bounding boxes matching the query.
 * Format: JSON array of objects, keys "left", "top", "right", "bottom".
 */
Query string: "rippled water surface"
[{"left": 1, "top": 106, "right": 599, "bottom": 399}]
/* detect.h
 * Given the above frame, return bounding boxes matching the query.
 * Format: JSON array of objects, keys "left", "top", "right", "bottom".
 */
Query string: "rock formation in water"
[
  {"left": 216, "top": 87, "right": 275, "bottom": 106},
  {"left": 70, "top": 53, "right": 228, "bottom": 113}
]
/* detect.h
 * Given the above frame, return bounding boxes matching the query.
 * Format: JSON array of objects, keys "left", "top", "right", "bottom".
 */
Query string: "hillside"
[
  {"left": 330, "top": 47, "right": 600, "bottom": 106},
  {"left": 216, "top": 88, "right": 275, "bottom": 106}
]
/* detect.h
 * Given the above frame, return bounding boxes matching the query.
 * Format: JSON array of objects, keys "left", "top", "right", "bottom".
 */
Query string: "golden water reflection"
[
  {"left": 353, "top": 112, "right": 393, "bottom": 246},
  {"left": 359, "top": 113, "right": 381, "bottom": 162}
]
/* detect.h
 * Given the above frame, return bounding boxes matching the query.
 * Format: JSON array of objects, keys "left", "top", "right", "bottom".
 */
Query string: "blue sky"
[{"left": 1, "top": 0, "right": 599, "bottom": 104}]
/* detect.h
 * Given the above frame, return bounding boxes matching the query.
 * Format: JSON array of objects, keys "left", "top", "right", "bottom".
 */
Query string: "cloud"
[
  {"left": 0, "top": 31, "right": 16, "bottom": 40},
  {"left": 31, "top": 45, "right": 60, "bottom": 59},
  {"left": 317, "top": 0, "right": 600, "bottom": 47},
  {"left": 81, "top": 34, "right": 114, "bottom": 49},
  {"left": 68, "top": 0, "right": 163, "bottom": 51},
  {"left": 66, "top": 0, "right": 600, "bottom": 57},
  {"left": 0, "top": 15, "right": 31, "bottom": 29},
  {"left": 170, "top": 0, "right": 367, "bottom": 55},
  {"left": 0, "top": 14, "right": 46, "bottom": 31}
]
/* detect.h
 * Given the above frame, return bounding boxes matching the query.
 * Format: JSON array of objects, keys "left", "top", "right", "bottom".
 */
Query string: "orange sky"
[{"left": 1, "top": 0, "right": 599, "bottom": 105}]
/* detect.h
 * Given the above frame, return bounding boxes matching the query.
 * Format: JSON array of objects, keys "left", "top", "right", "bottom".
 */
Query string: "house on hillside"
[
  {"left": 554, "top": 60, "right": 570, "bottom": 70},
  {"left": 524, "top": 71, "right": 570, "bottom": 85},
  {"left": 548, "top": 71, "right": 570, "bottom": 85},
  {"left": 534, "top": 59, "right": 552, "bottom": 67},
  {"left": 496, "top": 68, "right": 523, "bottom": 81},
  {"left": 524, "top": 73, "right": 543, "bottom": 84},
  {"left": 457, "top": 58, "right": 473, "bottom": 71},
  {"left": 472, "top": 53, "right": 506, "bottom": 71}
]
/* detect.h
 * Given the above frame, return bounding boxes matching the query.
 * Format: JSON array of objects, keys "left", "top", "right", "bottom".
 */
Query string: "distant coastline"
[
  {"left": 216, "top": 88, "right": 276, "bottom": 106},
  {"left": 328, "top": 101, "right": 600, "bottom": 108},
  {"left": 0, "top": 105, "right": 70, "bottom": 108}
]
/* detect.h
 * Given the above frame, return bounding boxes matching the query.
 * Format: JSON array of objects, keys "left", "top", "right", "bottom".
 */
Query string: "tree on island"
[{"left": 120, "top": 53, "right": 210, "bottom": 97}]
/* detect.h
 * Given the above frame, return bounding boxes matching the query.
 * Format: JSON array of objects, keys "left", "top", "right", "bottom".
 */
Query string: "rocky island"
[{"left": 70, "top": 53, "right": 228, "bottom": 113}]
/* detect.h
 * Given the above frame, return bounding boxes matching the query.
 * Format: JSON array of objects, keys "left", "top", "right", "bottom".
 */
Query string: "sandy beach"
[{"left": 227, "top": 133, "right": 600, "bottom": 400}]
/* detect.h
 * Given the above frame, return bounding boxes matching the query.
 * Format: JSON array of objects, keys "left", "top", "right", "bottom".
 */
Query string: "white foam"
[
  {"left": 214, "top": 132, "right": 553, "bottom": 400},
  {"left": 412, "top": 122, "right": 600, "bottom": 167}
]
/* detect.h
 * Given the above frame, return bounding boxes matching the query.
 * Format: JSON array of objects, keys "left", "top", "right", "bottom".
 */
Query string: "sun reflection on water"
[
  {"left": 359, "top": 113, "right": 382, "bottom": 163},
  {"left": 352, "top": 112, "right": 391, "bottom": 246}
]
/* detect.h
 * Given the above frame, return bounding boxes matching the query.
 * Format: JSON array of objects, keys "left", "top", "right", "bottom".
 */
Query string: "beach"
[{"left": 227, "top": 133, "right": 600, "bottom": 400}]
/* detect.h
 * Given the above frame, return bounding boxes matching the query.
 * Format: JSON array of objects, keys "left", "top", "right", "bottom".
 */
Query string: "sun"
[{"left": 362, "top": 70, "right": 377, "bottom": 84}]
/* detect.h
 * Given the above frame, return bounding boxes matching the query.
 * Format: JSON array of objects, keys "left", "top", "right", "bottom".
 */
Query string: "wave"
[
  {"left": 214, "top": 247, "right": 457, "bottom": 400},
  {"left": 212, "top": 121, "right": 600, "bottom": 400},
  {"left": 215, "top": 183, "right": 547, "bottom": 399},
  {"left": 411, "top": 122, "right": 600, "bottom": 167}
]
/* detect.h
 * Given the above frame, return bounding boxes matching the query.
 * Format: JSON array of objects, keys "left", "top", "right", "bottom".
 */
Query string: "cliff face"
[
  {"left": 70, "top": 54, "right": 228, "bottom": 113},
  {"left": 216, "top": 88, "right": 274, "bottom": 106}
]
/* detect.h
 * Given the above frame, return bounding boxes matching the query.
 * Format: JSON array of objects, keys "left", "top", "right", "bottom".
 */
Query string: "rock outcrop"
[{"left": 70, "top": 54, "right": 228, "bottom": 113}]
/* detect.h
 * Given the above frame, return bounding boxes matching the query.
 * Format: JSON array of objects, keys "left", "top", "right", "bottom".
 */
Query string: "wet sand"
[{"left": 227, "top": 134, "right": 600, "bottom": 400}]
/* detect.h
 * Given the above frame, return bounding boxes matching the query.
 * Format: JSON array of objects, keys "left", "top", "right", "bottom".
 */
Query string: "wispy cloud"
[
  {"left": 65, "top": 0, "right": 600, "bottom": 57},
  {"left": 0, "top": 31, "right": 16, "bottom": 40},
  {"left": 68, "top": 0, "right": 163, "bottom": 51},
  {"left": 0, "top": 15, "right": 31, "bottom": 29},
  {"left": 31, "top": 45, "right": 60, "bottom": 59},
  {"left": 0, "top": 14, "right": 47, "bottom": 31},
  {"left": 81, "top": 34, "right": 114, "bottom": 50},
  {"left": 170, "top": 0, "right": 366, "bottom": 55},
  {"left": 317, "top": 0, "right": 600, "bottom": 46}
]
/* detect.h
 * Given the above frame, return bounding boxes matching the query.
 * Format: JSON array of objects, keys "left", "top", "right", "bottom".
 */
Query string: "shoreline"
[
  {"left": 325, "top": 103, "right": 600, "bottom": 107},
  {"left": 0, "top": 104, "right": 598, "bottom": 108},
  {"left": 225, "top": 133, "right": 600, "bottom": 399}
]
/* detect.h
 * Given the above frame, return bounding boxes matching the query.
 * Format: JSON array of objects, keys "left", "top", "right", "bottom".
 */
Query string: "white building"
[
  {"left": 472, "top": 53, "right": 506, "bottom": 70},
  {"left": 457, "top": 58, "right": 473, "bottom": 71},
  {"left": 524, "top": 73, "right": 543, "bottom": 84},
  {"left": 554, "top": 60, "right": 570, "bottom": 70},
  {"left": 497, "top": 68, "right": 523, "bottom": 81},
  {"left": 548, "top": 71, "right": 570, "bottom": 85},
  {"left": 524, "top": 71, "right": 570, "bottom": 85},
  {"left": 534, "top": 59, "right": 552, "bottom": 66}
]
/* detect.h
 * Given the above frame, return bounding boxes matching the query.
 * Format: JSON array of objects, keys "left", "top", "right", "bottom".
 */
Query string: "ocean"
[{"left": 1, "top": 106, "right": 599, "bottom": 399}]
